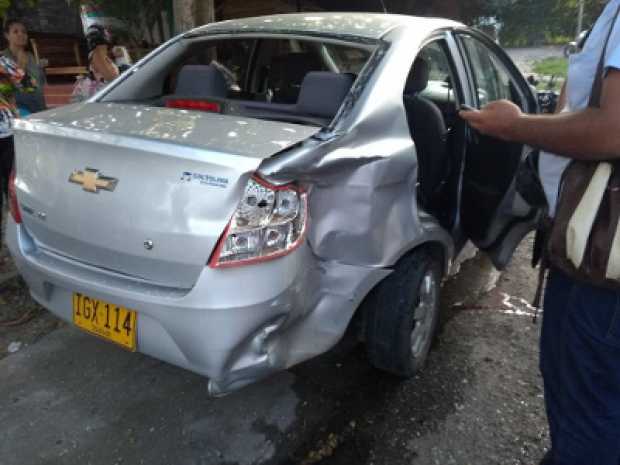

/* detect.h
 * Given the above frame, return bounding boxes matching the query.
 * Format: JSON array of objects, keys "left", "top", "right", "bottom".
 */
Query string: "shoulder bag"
[{"left": 548, "top": 3, "right": 620, "bottom": 290}]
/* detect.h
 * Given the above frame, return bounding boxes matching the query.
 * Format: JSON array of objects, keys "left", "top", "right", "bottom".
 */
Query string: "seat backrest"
[
  {"left": 404, "top": 57, "right": 449, "bottom": 204},
  {"left": 267, "top": 52, "right": 325, "bottom": 103},
  {"left": 405, "top": 56, "right": 431, "bottom": 96},
  {"left": 174, "top": 64, "right": 228, "bottom": 99},
  {"left": 296, "top": 71, "right": 355, "bottom": 120}
]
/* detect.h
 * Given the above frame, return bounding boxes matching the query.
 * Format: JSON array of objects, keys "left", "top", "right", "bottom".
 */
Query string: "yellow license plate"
[{"left": 72, "top": 293, "right": 137, "bottom": 351}]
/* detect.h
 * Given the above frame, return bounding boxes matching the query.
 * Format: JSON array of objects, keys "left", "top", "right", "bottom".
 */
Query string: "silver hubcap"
[{"left": 410, "top": 271, "right": 437, "bottom": 359}]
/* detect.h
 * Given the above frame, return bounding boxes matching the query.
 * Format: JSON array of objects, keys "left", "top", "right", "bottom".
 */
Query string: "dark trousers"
[
  {"left": 541, "top": 269, "right": 620, "bottom": 464},
  {"left": 0, "top": 136, "right": 14, "bottom": 243},
  {"left": 0, "top": 136, "right": 14, "bottom": 197}
]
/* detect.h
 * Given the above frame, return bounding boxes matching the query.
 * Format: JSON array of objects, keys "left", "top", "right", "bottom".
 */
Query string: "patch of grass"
[{"left": 532, "top": 57, "right": 568, "bottom": 79}]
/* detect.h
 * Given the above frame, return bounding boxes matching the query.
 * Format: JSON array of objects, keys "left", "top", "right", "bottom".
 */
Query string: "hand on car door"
[{"left": 459, "top": 99, "right": 523, "bottom": 142}]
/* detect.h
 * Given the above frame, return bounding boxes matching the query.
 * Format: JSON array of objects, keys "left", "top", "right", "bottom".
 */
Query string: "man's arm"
[{"left": 459, "top": 70, "right": 620, "bottom": 160}]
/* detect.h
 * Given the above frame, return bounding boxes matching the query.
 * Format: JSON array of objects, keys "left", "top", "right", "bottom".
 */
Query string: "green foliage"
[
  {"left": 532, "top": 57, "right": 569, "bottom": 77},
  {"left": 492, "top": 0, "right": 606, "bottom": 47},
  {"left": 0, "top": 0, "right": 37, "bottom": 19},
  {"left": 382, "top": 0, "right": 603, "bottom": 47}
]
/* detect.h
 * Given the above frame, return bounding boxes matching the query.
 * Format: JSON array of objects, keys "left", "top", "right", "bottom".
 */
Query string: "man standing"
[{"left": 461, "top": 2, "right": 620, "bottom": 464}]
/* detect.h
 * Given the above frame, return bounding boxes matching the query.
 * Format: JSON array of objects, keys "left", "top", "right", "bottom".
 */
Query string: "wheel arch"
[
  {"left": 393, "top": 232, "right": 454, "bottom": 278},
  {"left": 347, "top": 239, "right": 451, "bottom": 344}
]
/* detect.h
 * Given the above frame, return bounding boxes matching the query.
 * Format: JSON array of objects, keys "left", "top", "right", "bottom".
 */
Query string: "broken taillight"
[
  {"left": 209, "top": 176, "right": 307, "bottom": 268},
  {"left": 8, "top": 169, "right": 21, "bottom": 224}
]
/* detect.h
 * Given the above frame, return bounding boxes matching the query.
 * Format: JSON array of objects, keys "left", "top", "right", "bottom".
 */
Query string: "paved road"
[
  {"left": 506, "top": 45, "right": 564, "bottom": 74},
  {"left": 0, "top": 244, "right": 547, "bottom": 465}
]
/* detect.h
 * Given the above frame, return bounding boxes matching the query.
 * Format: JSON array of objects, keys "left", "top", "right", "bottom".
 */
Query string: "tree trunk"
[
  {"left": 172, "top": 0, "right": 214, "bottom": 33},
  {"left": 197, "top": 0, "right": 215, "bottom": 25}
]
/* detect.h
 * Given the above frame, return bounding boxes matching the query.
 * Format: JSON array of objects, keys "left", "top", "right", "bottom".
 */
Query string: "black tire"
[{"left": 363, "top": 248, "right": 442, "bottom": 377}]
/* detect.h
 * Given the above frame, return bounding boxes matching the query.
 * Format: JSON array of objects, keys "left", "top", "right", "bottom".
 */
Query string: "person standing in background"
[
  {"left": 112, "top": 45, "right": 132, "bottom": 74},
  {"left": 70, "top": 24, "right": 119, "bottom": 102},
  {"left": 87, "top": 24, "right": 119, "bottom": 83},
  {"left": 2, "top": 19, "right": 46, "bottom": 114},
  {"left": 0, "top": 55, "right": 32, "bottom": 243}
]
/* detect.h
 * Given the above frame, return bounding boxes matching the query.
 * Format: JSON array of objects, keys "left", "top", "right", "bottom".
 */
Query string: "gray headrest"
[
  {"left": 174, "top": 64, "right": 227, "bottom": 98},
  {"left": 296, "top": 72, "right": 355, "bottom": 119},
  {"left": 405, "top": 57, "right": 430, "bottom": 95}
]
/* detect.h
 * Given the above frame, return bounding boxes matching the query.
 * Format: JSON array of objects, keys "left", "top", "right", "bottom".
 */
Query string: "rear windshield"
[{"left": 102, "top": 37, "right": 376, "bottom": 126}]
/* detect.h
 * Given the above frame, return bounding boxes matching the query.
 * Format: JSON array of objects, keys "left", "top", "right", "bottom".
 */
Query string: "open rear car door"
[{"left": 455, "top": 30, "right": 547, "bottom": 269}]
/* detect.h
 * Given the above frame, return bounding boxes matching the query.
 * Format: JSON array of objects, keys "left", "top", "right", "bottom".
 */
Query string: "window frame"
[
  {"left": 453, "top": 29, "right": 536, "bottom": 113},
  {"left": 408, "top": 33, "right": 466, "bottom": 111}
]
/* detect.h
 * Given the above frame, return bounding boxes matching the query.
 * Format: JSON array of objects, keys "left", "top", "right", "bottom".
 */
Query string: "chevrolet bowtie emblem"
[{"left": 69, "top": 168, "right": 118, "bottom": 193}]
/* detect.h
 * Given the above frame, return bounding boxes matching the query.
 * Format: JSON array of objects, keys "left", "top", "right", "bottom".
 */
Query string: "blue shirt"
[{"left": 540, "top": 0, "right": 620, "bottom": 215}]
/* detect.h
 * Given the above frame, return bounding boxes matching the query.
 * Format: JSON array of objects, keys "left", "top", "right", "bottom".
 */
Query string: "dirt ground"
[
  {"left": 281, "top": 238, "right": 548, "bottom": 465},
  {"left": 0, "top": 244, "right": 63, "bottom": 359}
]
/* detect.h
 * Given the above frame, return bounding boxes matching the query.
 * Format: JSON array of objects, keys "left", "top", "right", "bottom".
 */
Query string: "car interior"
[
  {"left": 403, "top": 35, "right": 538, "bottom": 250},
  {"left": 154, "top": 38, "right": 373, "bottom": 127},
  {"left": 403, "top": 39, "right": 467, "bottom": 230},
  {"left": 457, "top": 33, "right": 534, "bottom": 249}
]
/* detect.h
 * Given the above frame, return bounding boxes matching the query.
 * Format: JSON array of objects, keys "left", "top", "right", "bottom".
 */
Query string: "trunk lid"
[{"left": 14, "top": 103, "right": 319, "bottom": 288}]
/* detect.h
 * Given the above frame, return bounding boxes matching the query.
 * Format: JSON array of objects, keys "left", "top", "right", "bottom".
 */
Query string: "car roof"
[{"left": 187, "top": 12, "right": 463, "bottom": 41}]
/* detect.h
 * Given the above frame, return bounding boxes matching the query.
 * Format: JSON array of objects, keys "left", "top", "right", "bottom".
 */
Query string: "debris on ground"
[
  {"left": 7, "top": 341, "right": 22, "bottom": 353},
  {"left": 0, "top": 242, "right": 62, "bottom": 360}
]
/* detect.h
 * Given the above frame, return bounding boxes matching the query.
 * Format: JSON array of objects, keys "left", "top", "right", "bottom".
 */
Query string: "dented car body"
[{"left": 7, "top": 14, "right": 543, "bottom": 394}]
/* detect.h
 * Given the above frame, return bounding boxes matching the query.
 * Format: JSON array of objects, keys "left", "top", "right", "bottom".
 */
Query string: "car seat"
[
  {"left": 296, "top": 71, "right": 355, "bottom": 121},
  {"left": 403, "top": 57, "right": 449, "bottom": 206},
  {"left": 266, "top": 53, "right": 325, "bottom": 103},
  {"left": 168, "top": 64, "right": 228, "bottom": 100}
]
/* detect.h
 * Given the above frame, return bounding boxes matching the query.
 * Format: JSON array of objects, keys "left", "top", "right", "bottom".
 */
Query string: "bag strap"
[{"left": 589, "top": 2, "right": 620, "bottom": 108}]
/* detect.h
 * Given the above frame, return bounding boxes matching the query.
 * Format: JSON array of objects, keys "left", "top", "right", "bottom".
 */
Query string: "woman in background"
[
  {"left": 2, "top": 18, "right": 46, "bottom": 114},
  {"left": 0, "top": 55, "right": 32, "bottom": 243}
]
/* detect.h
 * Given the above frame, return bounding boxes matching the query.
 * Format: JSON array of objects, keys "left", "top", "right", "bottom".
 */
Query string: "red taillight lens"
[
  {"left": 165, "top": 99, "right": 221, "bottom": 113},
  {"left": 8, "top": 169, "right": 21, "bottom": 224}
]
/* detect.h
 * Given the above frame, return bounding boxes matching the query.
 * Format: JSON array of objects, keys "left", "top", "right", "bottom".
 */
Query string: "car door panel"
[{"left": 454, "top": 30, "right": 544, "bottom": 269}]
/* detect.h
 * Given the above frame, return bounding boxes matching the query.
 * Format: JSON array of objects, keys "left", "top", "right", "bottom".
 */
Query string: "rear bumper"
[{"left": 6, "top": 220, "right": 390, "bottom": 394}]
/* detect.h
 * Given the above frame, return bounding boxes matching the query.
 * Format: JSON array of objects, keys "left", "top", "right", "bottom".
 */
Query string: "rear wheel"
[{"left": 364, "top": 248, "right": 442, "bottom": 377}]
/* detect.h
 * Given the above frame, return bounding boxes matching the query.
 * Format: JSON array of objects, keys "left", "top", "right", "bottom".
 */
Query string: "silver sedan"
[{"left": 6, "top": 13, "right": 543, "bottom": 395}]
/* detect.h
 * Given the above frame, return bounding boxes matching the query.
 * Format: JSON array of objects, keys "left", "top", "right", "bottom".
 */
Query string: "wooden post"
[
  {"left": 197, "top": 0, "right": 216, "bottom": 26},
  {"left": 172, "top": 0, "right": 215, "bottom": 34},
  {"left": 173, "top": 0, "right": 195, "bottom": 33}
]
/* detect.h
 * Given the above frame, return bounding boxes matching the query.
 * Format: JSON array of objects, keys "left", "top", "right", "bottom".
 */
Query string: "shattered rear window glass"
[
  {"left": 169, "top": 38, "right": 373, "bottom": 104},
  {"left": 103, "top": 36, "right": 378, "bottom": 126}
]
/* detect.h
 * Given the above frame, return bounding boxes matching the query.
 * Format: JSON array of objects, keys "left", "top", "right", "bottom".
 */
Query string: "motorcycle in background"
[
  {"left": 528, "top": 74, "right": 560, "bottom": 114},
  {"left": 564, "top": 29, "right": 592, "bottom": 57}
]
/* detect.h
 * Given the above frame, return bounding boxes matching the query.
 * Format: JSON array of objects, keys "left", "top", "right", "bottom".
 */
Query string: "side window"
[
  {"left": 405, "top": 40, "right": 459, "bottom": 112},
  {"left": 418, "top": 41, "right": 453, "bottom": 90},
  {"left": 460, "top": 35, "right": 523, "bottom": 108}
]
